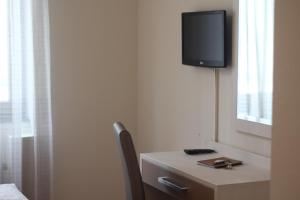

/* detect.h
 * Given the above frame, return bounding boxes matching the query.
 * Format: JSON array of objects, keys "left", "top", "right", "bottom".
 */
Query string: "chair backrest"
[{"left": 113, "top": 122, "right": 145, "bottom": 200}]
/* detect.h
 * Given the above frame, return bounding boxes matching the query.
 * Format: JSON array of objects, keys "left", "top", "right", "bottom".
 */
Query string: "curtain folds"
[
  {"left": 237, "top": 0, "right": 274, "bottom": 125},
  {"left": 0, "top": 0, "right": 52, "bottom": 200}
]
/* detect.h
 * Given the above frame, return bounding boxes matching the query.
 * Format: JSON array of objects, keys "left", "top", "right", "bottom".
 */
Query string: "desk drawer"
[{"left": 142, "top": 160, "right": 214, "bottom": 200}]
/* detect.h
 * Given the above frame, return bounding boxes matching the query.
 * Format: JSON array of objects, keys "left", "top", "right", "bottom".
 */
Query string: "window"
[
  {"left": 0, "top": 0, "right": 11, "bottom": 122},
  {"left": 0, "top": 0, "right": 52, "bottom": 193},
  {"left": 0, "top": 0, "right": 10, "bottom": 104},
  {"left": 0, "top": 0, "right": 35, "bottom": 136},
  {"left": 237, "top": 0, "right": 274, "bottom": 137}
]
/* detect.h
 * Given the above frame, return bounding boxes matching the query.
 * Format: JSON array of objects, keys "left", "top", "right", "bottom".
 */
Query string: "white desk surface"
[
  {"left": 0, "top": 184, "right": 28, "bottom": 200},
  {"left": 140, "top": 151, "right": 270, "bottom": 188}
]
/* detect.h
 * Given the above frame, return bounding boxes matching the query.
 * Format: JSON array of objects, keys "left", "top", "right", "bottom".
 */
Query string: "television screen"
[{"left": 182, "top": 10, "right": 226, "bottom": 68}]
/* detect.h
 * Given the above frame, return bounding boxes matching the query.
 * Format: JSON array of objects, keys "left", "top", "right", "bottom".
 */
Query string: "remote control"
[{"left": 184, "top": 149, "right": 216, "bottom": 155}]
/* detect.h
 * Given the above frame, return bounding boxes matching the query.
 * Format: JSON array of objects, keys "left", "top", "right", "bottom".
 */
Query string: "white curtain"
[
  {"left": 0, "top": 0, "right": 53, "bottom": 200},
  {"left": 237, "top": 0, "right": 274, "bottom": 125}
]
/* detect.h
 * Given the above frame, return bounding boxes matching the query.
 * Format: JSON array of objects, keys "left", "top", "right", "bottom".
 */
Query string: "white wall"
[
  {"left": 137, "top": 0, "right": 270, "bottom": 157},
  {"left": 137, "top": 0, "right": 220, "bottom": 153},
  {"left": 217, "top": 1, "right": 271, "bottom": 157},
  {"left": 45, "top": 0, "right": 295, "bottom": 198},
  {"left": 271, "top": 1, "right": 300, "bottom": 200},
  {"left": 22, "top": 137, "right": 34, "bottom": 200},
  {"left": 49, "top": 0, "right": 137, "bottom": 199}
]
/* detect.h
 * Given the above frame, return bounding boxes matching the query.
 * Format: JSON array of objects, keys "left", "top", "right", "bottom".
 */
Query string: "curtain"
[
  {"left": 237, "top": 0, "right": 274, "bottom": 125},
  {"left": 0, "top": 0, "right": 53, "bottom": 200}
]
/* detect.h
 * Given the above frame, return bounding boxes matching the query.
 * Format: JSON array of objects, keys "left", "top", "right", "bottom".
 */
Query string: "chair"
[{"left": 113, "top": 122, "right": 145, "bottom": 200}]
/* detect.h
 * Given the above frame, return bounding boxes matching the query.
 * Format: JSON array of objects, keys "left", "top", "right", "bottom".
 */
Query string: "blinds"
[{"left": 237, "top": 0, "right": 274, "bottom": 125}]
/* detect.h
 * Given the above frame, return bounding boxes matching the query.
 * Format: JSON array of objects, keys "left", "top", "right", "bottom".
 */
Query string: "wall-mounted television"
[{"left": 182, "top": 10, "right": 226, "bottom": 68}]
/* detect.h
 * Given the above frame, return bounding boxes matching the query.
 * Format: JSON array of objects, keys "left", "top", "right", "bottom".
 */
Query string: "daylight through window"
[
  {"left": 0, "top": 0, "right": 10, "bottom": 103},
  {"left": 237, "top": 0, "right": 274, "bottom": 125}
]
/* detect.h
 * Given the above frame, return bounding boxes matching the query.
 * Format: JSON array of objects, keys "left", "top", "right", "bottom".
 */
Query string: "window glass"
[
  {"left": 237, "top": 0, "right": 275, "bottom": 125},
  {"left": 0, "top": 0, "right": 10, "bottom": 103}
]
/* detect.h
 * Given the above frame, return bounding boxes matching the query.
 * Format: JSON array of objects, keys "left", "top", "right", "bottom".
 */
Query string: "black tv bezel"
[{"left": 182, "top": 10, "right": 227, "bottom": 68}]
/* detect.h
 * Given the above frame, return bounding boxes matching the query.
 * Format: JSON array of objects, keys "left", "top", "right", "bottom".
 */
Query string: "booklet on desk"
[{"left": 197, "top": 157, "right": 242, "bottom": 168}]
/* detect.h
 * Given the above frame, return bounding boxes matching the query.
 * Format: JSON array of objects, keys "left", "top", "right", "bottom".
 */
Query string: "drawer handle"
[{"left": 158, "top": 177, "right": 189, "bottom": 192}]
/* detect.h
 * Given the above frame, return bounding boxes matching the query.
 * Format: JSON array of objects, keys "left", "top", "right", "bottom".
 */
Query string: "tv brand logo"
[{"left": 200, "top": 61, "right": 204, "bottom": 65}]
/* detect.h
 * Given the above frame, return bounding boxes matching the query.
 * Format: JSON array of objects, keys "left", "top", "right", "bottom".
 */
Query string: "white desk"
[
  {"left": 140, "top": 151, "right": 270, "bottom": 200},
  {"left": 0, "top": 184, "right": 28, "bottom": 200}
]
